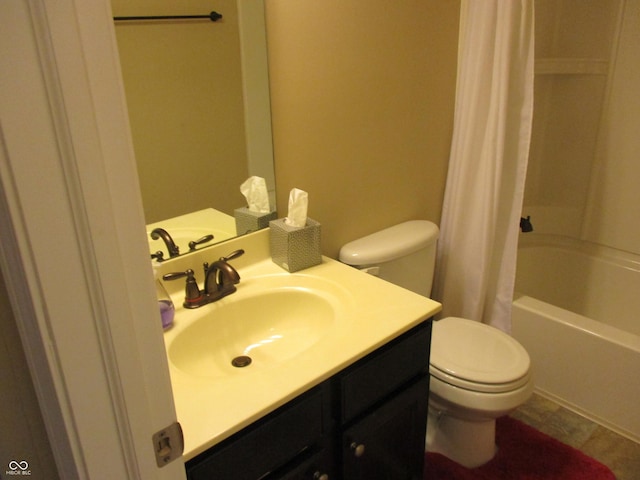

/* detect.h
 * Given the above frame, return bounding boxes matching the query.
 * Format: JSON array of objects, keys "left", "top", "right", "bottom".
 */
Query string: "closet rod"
[{"left": 114, "top": 11, "right": 222, "bottom": 22}]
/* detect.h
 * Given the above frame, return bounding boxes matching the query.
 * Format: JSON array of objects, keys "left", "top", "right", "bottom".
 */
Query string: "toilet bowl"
[
  {"left": 339, "top": 221, "right": 533, "bottom": 468},
  {"left": 426, "top": 317, "right": 533, "bottom": 467}
]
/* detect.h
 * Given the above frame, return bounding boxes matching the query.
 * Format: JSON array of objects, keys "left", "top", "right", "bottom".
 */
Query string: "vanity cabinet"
[
  {"left": 336, "top": 320, "right": 431, "bottom": 480},
  {"left": 185, "top": 385, "right": 332, "bottom": 480},
  {"left": 340, "top": 377, "right": 429, "bottom": 480},
  {"left": 185, "top": 321, "right": 432, "bottom": 480}
]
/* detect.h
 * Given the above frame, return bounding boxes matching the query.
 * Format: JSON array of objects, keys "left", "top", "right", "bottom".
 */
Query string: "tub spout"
[{"left": 520, "top": 216, "right": 533, "bottom": 233}]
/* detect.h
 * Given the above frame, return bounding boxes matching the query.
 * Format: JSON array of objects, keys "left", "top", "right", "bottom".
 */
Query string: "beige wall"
[
  {"left": 0, "top": 272, "right": 59, "bottom": 479},
  {"left": 265, "top": 0, "right": 460, "bottom": 258}
]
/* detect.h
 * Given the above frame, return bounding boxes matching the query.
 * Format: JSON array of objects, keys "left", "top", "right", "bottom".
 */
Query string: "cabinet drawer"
[
  {"left": 264, "top": 448, "right": 331, "bottom": 480},
  {"left": 338, "top": 321, "right": 431, "bottom": 423},
  {"left": 187, "top": 386, "right": 326, "bottom": 480}
]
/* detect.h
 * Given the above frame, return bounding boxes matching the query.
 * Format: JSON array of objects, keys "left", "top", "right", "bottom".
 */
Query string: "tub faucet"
[
  {"left": 520, "top": 216, "right": 533, "bottom": 233},
  {"left": 150, "top": 228, "right": 180, "bottom": 258}
]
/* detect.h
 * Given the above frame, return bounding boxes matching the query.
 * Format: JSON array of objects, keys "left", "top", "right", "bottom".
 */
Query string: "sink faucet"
[
  {"left": 150, "top": 228, "right": 180, "bottom": 258},
  {"left": 204, "top": 249, "right": 244, "bottom": 296},
  {"left": 163, "top": 249, "right": 245, "bottom": 308}
]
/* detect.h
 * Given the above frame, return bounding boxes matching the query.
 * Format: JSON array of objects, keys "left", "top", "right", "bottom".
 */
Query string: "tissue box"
[
  {"left": 234, "top": 207, "right": 277, "bottom": 235},
  {"left": 269, "top": 218, "right": 321, "bottom": 272}
]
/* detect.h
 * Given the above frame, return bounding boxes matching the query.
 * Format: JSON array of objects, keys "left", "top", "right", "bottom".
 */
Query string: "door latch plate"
[{"left": 152, "top": 421, "right": 183, "bottom": 467}]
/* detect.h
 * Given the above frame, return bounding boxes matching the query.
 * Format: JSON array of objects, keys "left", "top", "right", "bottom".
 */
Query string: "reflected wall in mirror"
[{"left": 112, "top": 0, "right": 275, "bottom": 232}]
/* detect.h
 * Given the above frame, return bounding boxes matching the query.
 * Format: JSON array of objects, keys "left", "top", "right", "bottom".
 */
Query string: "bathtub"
[{"left": 512, "top": 235, "right": 640, "bottom": 443}]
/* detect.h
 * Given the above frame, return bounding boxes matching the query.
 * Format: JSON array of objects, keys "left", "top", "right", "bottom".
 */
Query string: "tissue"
[
  {"left": 240, "top": 176, "right": 270, "bottom": 213},
  {"left": 284, "top": 188, "right": 308, "bottom": 228}
]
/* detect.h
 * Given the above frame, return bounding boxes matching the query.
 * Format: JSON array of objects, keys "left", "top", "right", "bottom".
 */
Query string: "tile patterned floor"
[{"left": 511, "top": 393, "right": 640, "bottom": 480}]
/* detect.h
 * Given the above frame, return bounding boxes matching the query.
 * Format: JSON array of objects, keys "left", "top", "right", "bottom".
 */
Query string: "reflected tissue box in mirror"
[
  {"left": 269, "top": 218, "right": 321, "bottom": 272},
  {"left": 234, "top": 207, "right": 277, "bottom": 235}
]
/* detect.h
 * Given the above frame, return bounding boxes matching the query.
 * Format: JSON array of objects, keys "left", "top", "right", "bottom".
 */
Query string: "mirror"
[{"left": 111, "top": 0, "right": 276, "bottom": 257}]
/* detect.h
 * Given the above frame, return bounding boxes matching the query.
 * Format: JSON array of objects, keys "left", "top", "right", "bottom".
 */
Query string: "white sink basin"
[{"left": 167, "top": 275, "right": 352, "bottom": 379}]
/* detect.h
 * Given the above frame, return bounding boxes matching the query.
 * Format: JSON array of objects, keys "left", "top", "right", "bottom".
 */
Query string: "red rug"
[{"left": 424, "top": 416, "right": 616, "bottom": 479}]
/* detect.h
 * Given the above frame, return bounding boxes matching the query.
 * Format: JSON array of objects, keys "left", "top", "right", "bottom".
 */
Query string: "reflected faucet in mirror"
[
  {"left": 147, "top": 208, "right": 238, "bottom": 262},
  {"left": 151, "top": 228, "right": 180, "bottom": 258},
  {"left": 150, "top": 228, "right": 216, "bottom": 262},
  {"left": 189, "top": 234, "right": 215, "bottom": 251}
]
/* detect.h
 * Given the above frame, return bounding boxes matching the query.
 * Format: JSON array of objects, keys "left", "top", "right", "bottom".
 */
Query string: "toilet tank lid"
[{"left": 339, "top": 220, "right": 439, "bottom": 266}]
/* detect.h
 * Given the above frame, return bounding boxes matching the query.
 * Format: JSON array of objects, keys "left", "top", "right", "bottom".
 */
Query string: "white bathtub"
[{"left": 512, "top": 235, "right": 640, "bottom": 443}]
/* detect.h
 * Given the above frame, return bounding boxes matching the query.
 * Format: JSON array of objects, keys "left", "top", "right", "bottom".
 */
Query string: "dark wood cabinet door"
[{"left": 341, "top": 376, "right": 429, "bottom": 480}]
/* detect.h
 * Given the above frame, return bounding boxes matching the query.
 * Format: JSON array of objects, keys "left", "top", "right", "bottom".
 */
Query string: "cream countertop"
[{"left": 155, "top": 229, "right": 441, "bottom": 460}]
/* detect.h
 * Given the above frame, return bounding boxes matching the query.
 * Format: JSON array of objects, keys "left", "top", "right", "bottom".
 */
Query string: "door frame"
[{"left": 0, "top": 1, "right": 184, "bottom": 478}]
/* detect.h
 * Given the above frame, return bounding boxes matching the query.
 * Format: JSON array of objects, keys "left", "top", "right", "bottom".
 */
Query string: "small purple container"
[
  {"left": 156, "top": 279, "right": 175, "bottom": 330},
  {"left": 159, "top": 299, "right": 175, "bottom": 330}
]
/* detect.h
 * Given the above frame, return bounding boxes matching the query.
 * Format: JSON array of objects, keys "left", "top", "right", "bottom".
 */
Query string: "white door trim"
[{"left": 0, "top": 1, "right": 185, "bottom": 478}]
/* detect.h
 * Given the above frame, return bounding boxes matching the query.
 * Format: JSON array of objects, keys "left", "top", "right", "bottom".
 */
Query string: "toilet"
[{"left": 339, "top": 220, "right": 533, "bottom": 468}]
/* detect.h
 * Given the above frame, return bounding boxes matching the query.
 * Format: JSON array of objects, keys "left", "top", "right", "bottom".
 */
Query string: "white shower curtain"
[{"left": 432, "top": 0, "right": 534, "bottom": 332}]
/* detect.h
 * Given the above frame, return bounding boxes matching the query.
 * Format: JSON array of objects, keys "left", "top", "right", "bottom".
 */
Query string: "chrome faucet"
[
  {"left": 163, "top": 249, "right": 245, "bottom": 308},
  {"left": 150, "top": 228, "right": 180, "bottom": 258}
]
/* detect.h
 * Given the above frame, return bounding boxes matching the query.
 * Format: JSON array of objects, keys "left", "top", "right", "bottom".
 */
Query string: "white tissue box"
[
  {"left": 269, "top": 218, "right": 321, "bottom": 272},
  {"left": 234, "top": 207, "right": 277, "bottom": 235}
]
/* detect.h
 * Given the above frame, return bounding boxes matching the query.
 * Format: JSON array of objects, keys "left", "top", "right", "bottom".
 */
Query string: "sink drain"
[{"left": 231, "top": 355, "right": 252, "bottom": 368}]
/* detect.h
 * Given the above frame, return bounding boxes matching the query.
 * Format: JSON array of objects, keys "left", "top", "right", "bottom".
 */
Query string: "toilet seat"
[
  {"left": 429, "top": 317, "right": 531, "bottom": 394},
  {"left": 429, "top": 365, "right": 531, "bottom": 393}
]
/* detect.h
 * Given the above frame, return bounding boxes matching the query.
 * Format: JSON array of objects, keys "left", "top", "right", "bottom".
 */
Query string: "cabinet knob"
[
  {"left": 313, "top": 472, "right": 329, "bottom": 480},
  {"left": 350, "top": 442, "right": 366, "bottom": 457}
]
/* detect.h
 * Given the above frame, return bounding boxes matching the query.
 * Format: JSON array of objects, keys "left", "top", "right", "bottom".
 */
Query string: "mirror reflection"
[{"left": 111, "top": 0, "right": 275, "bottom": 258}]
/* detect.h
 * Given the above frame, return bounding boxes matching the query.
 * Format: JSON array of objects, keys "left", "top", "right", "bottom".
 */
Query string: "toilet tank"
[{"left": 339, "top": 220, "right": 439, "bottom": 297}]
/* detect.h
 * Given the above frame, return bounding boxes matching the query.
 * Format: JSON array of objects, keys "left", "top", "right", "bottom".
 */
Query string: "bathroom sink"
[{"left": 167, "top": 275, "right": 352, "bottom": 379}]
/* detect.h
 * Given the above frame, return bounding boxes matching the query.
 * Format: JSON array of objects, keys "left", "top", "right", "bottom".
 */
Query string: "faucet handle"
[
  {"left": 150, "top": 250, "right": 165, "bottom": 262},
  {"left": 162, "top": 269, "right": 203, "bottom": 307},
  {"left": 202, "top": 250, "right": 244, "bottom": 275},
  {"left": 188, "top": 234, "right": 214, "bottom": 251},
  {"left": 220, "top": 249, "right": 244, "bottom": 286},
  {"left": 220, "top": 249, "right": 245, "bottom": 262}
]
